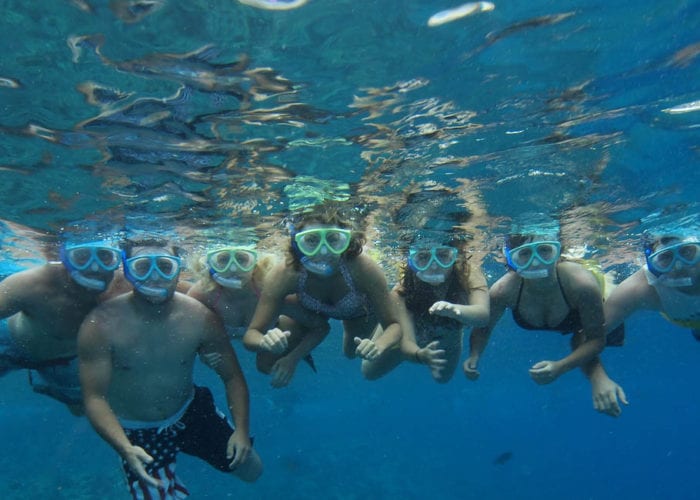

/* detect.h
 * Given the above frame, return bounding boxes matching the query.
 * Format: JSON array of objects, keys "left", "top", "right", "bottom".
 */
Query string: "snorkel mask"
[
  {"left": 206, "top": 246, "right": 258, "bottom": 289},
  {"left": 123, "top": 250, "right": 181, "bottom": 299},
  {"left": 60, "top": 241, "right": 121, "bottom": 291},
  {"left": 408, "top": 245, "right": 458, "bottom": 284},
  {"left": 504, "top": 216, "right": 561, "bottom": 279},
  {"left": 291, "top": 225, "right": 352, "bottom": 276}
]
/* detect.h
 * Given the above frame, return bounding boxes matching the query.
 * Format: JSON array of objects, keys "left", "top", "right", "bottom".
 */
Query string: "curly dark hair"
[{"left": 286, "top": 201, "right": 366, "bottom": 268}]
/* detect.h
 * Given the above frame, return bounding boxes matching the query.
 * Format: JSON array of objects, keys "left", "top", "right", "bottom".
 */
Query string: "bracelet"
[{"left": 414, "top": 349, "right": 421, "bottom": 364}]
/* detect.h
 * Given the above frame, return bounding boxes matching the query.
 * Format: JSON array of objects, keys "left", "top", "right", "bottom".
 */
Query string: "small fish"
[
  {"left": 662, "top": 100, "right": 700, "bottom": 115},
  {"left": 427, "top": 2, "right": 495, "bottom": 27},
  {"left": 493, "top": 451, "right": 513, "bottom": 465}
]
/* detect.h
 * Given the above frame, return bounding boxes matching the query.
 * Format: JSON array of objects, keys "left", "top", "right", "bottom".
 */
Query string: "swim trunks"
[
  {"left": 0, "top": 318, "right": 34, "bottom": 375},
  {"left": 121, "top": 386, "right": 243, "bottom": 500},
  {"left": 27, "top": 357, "right": 82, "bottom": 406}
]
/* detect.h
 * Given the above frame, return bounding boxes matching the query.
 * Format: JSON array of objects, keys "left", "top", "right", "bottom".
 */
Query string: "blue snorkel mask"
[
  {"left": 60, "top": 241, "right": 121, "bottom": 291},
  {"left": 122, "top": 250, "right": 181, "bottom": 299}
]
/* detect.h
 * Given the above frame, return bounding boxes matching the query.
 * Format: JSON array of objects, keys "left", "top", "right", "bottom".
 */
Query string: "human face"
[
  {"left": 61, "top": 242, "right": 121, "bottom": 291},
  {"left": 124, "top": 247, "right": 181, "bottom": 301}
]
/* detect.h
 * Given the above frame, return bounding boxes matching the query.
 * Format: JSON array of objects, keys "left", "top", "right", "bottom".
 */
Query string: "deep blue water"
[{"left": 0, "top": 0, "right": 698, "bottom": 498}]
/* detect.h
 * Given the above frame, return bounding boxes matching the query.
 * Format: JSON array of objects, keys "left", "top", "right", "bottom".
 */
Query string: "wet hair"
[
  {"left": 121, "top": 238, "right": 180, "bottom": 259},
  {"left": 286, "top": 201, "right": 366, "bottom": 268}
]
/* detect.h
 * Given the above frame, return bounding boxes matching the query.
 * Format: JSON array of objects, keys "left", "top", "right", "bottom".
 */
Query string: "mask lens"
[
  {"left": 156, "top": 257, "right": 180, "bottom": 279},
  {"left": 233, "top": 250, "right": 257, "bottom": 271},
  {"left": 68, "top": 247, "right": 93, "bottom": 269},
  {"left": 295, "top": 231, "right": 323, "bottom": 256},
  {"left": 410, "top": 249, "right": 433, "bottom": 271},
  {"left": 325, "top": 230, "right": 351, "bottom": 254},
  {"left": 434, "top": 247, "right": 457, "bottom": 268},
  {"left": 679, "top": 243, "right": 700, "bottom": 263},
  {"left": 208, "top": 250, "right": 233, "bottom": 273},
  {"left": 651, "top": 249, "right": 675, "bottom": 272},
  {"left": 535, "top": 243, "right": 559, "bottom": 264},
  {"left": 128, "top": 257, "right": 153, "bottom": 280},
  {"left": 510, "top": 246, "right": 533, "bottom": 268},
  {"left": 96, "top": 248, "right": 120, "bottom": 270}
]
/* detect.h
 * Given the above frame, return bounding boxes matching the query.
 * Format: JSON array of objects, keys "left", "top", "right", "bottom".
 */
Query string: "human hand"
[
  {"left": 592, "top": 377, "right": 629, "bottom": 417},
  {"left": 260, "top": 328, "right": 290, "bottom": 354},
  {"left": 429, "top": 301, "right": 460, "bottom": 320},
  {"left": 416, "top": 340, "right": 446, "bottom": 371},
  {"left": 528, "top": 360, "right": 561, "bottom": 385},
  {"left": 123, "top": 445, "right": 161, "bottom": 488},
  {"left": 227, "top": 430, "right": 252, "bottom": 470},
  {"left": 354, "top": 337, "right": 380, "bottom": 361},
  {"left": 270, "top": 356, "right": 297, "bottom": 388},
  {"left": 463, "top": 356, "right": 480, "bottom": 381}
]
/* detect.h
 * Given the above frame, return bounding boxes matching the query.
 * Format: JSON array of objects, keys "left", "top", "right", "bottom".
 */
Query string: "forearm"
[
  {"left": 85, "top": 396, "right": 132, "bottom": 457},
  {"left": 225, "top": 377, "right": 251, "bottom": 438},
  {"left": 557, "top": 337, "right": 605, "bottom": 374},
  {"left": 451, "top": 304, "right": 489, "bottom": 327},
  {"left": 243, "top": 328, "right": 266, "bottom": 352},
  {"left": 468, "top": 326, "right": 492, "bottom": 360},
  {"left": 375, "top": 322, "right": 401, "bottom": 352}
]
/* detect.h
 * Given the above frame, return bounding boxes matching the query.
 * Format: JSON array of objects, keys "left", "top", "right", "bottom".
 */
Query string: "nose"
[
  {"left": 90, "top": 261, "right": 100, "bottom": 272},
  {"left": 320, "top": 245, "right": 329, "bottom": 255}
]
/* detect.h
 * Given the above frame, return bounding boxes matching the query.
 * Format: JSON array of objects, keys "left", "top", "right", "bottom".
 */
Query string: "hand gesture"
[
  {"left": 528, "top": 360, "right": 561, "bottom": 385},
  {"left": 354, "top": 337, "right": 380, "bottom": 361},
  {"left": 227, "top": 430, "right": 252, "bottom": 470},
  {"left": 463, "top": 356, "right": 480, "bottom": 381},
  {"left": 270, "top": 356, "right": 298, "bottom": 388},
  {"left": 260, "top": 328, "right": 290, "bottom": 354},
  {"left": 123, "top": 445, "right": 161, "bottom": 489},
  {"left": 415, "top": 340, "right": 446, "bottom": 371},
  {"left": 429, "top": 301, "right": 461, "bottom": 320},
  {"left": 592, "top": 378, "right": 629, "bottom": 417}
]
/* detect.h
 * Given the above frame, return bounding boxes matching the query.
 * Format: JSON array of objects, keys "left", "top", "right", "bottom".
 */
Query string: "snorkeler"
[
  {"left": 372, "top": 233, "right": 489, "bottom": 382},
  {"left": 188, "top": 244, "right": 327, "bottom": 387},
  {"left": 464, "top": 220, "right": 609, "bottom": 395},
  {"left": 79, "top": 239, "right": 262, "bottom": 499},
  {"left": 0, "top": 239, "right": 129, "bottom": 414},
  {"left": 244, "top": 201, "right": 403, "bottom": 380},
  {"left": 588, "top": 222, "right": 700, "bottom": 416}
]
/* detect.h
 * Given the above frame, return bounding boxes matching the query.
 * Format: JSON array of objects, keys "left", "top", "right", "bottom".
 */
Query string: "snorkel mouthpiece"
[
  {"left": 69, "top": 270, "right": 108, "bottom": 291},
  {"left": 517, "top": 268, "right": 550, "bottom": 279},
  {"left": 211, "top": 273, "right": 243, "bottom": 289},
  {"left": 300, "top": 256, "right": 335, "bottom": 276},
  {"left": 134, "top": 282, "right": 169, "bottom": 298}
]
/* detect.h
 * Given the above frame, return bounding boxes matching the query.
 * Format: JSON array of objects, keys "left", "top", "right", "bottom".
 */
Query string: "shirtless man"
[
  {"left": 78, "top": 240, "right": 262, "bottom": 499},
  {"left": 0, "top": 240, "right": 127, "bottom": 412}
]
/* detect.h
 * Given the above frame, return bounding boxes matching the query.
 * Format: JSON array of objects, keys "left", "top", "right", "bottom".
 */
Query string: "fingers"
[
  {"left": 354, "top": 337, "right": 379, "bottom": 360},
  {"left": 616, "top": 385, "right": 630, "bottom": 406},
  {"left": 130, "top": 447, "right": 161, "bottom": 488},
  {"left": 262, "top": 329, "right": 291, "bottom": 353},
  {"left": 270, "top": 361, "right": 293, "bottom": 388},
  {"left": 463, "top": 359, "right": 480, "bottom": 381}
]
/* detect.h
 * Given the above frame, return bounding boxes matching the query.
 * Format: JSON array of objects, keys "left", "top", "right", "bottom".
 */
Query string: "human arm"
[
  {"left": 463, "top": 274, "right": 510, "bottom": 380},
  {"left": 78, "top": 309, "right": 161, "bottom": 488},
  {"left": 269, "top": 314, "right": 330, "bottom": 388},
  {"left": 529, "top": 265, "right": 606, "bottom": 384},
  {"left": 243, "top": 263, "right": 295, "bottom": 354},
  {"left": 0, "top": 269, "right": 37, "bottom": 318},
  {"left": 604, "top": 269, "right": 659, "bottom": 332},
  {"left": 391, "top": 290, "right": 447, "bottom": 370},
  {"left": 352, "top": 256, "right": 402, "bottom": 359},
  {"left": 429, "top": 266, "right": 490, "bottom": 327},
  {"left": 201, "top": 314, "right": 252, "bottom": 469}
]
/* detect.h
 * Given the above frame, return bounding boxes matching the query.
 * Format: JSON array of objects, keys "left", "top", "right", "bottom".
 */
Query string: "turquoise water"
[{"left": 0, "top": 0, "right": 698, "bottom": 498}]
